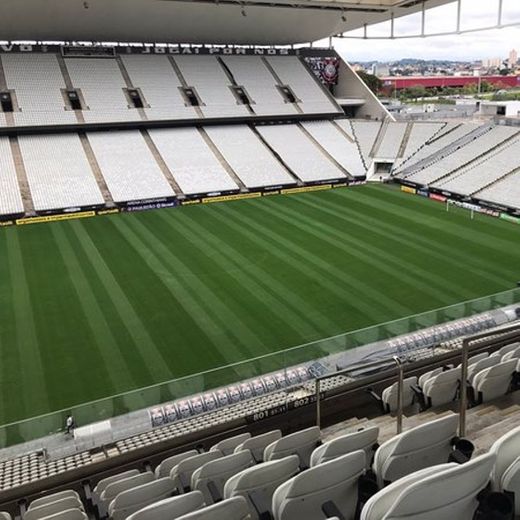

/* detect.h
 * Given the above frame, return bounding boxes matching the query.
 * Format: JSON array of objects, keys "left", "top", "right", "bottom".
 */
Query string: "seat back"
[
  {"left": 34, "top": 510, "right": 87, "bottom": 520},
  {"left": 235, "top": 430, "right": 282, "bottom": 463},
  {"left": 422, "top": 369, "right": 459, "bottom": 407},
  {"left": 155, "top": 451, "right": 198, "bottom": 479},
  {"left": 25, "top": 498, "right": 83, "bottom": 520},
  {"left": 224, "top": 456, "right": 300, "bottom": 520},
  {"left": 501, "top": 456, "right": 520, "bottom": 515},
  {"left": 310, "top": 427, "right": 379, "bottom": 468},
  {"left": 0, "top": 513, "right": 11, "bottom": 520},
  {"left": 94, "top": 470, "right": 140, "bottom": 506},
  {"left": 99, "top": 472, "right": 154, "bottom": 518},
  {"left": 125, "top": 491, "right": 205, "bottom": 520},
  {"left": 473, "top": 359, "right": 517, "bottom": 403},
  {"left": 211, "top": 434, "right": 252, "bottom": 456},
  {"left": 418, "top": 368, "right": 442, "bottom": 389},
  {"left": 490, "top": 424, "right": 520, "bottom": 491},
  {"left": 175, "top": 497, "right": 251, "bottom": 520},
  {"left": 362, "top": 453, "right": 495, "bottom": 520},
  {"left": 498, "top": 342, "right": 520, "bottom": 358},
  {"left": 373, "top": 413, "right": 459, "bottom": 486},
  {"left": 467, "top": 356, "right": 500, "bottom": 384},
  {"left": 192, "top": 451, "right": 254, "bottom": 504},
  {"left": 109, "top": 477, "right": 176, "bottom": 520},
  {"left": 30, "top": 492, "right": 80, "bottom": 510},
  {"left": 502, "top": 346, "right": 520, "bottom": 362},
  {"left": 272, "top": 451, "right": 365, "bottom": 520},
  {"left": 171, "top": 451, "right": 223, "bottom": 493},
  {"left": 382, "top": 377, "right": 417, "bottom": 412},
  {"left": 263, "top": 427, "right": 320, "bottom": 468}
]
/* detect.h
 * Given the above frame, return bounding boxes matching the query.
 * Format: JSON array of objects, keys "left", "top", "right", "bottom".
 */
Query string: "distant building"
[
  {"left": 509, "top": 49, "right": 518, "bottom": 68},
  {"left": 482, "top": 57, "right": 503, "bottom": 69},
  {"left": 380, "top": 75, "right": 520, "bottom": 92},
  {"left": 480, "top": 100, "right": 520, "bottom": 118}
]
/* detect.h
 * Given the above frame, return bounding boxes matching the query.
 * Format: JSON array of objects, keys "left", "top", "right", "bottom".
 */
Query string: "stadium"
[{"left": 1, "top": 0, "right": 520, "bottom": 518}]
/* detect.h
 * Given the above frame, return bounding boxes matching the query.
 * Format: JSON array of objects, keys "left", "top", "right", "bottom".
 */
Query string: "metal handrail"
[
  {"left": 459, "top": 323, "right": 520, "bottom": 437},
  {"left": 394, "top": 356, "right": 404, "bottom": 434}
]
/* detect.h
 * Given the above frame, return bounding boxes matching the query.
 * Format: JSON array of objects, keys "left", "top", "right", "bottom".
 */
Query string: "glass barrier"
[{"left": 1, "top": 287, "right": 519, "bottom": 449}]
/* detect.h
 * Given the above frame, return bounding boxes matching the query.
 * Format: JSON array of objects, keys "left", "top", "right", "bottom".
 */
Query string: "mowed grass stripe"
[
  {"left": 323, "top": 189, "right": 516, "bottom": 287},
  {"left": 4, "top": 229, "right": 50, "bottom": 418},
  {"left": 172, "top": 210, "right": 334, "bottom": 342},
  {"left": 216, "top": 203, "right": 405, "bottom": 324},
  {"left": 291, "top": 194, "right": 478, "bottom": 302},
  {"left": 69, "top": 220, "right": 173, "bottom": 381},
  {"left": 110, "top": 214, "right": 259, "bottom": 373},
  {"left": 50, "top": 225, "right": 137, "bottom": 393}
]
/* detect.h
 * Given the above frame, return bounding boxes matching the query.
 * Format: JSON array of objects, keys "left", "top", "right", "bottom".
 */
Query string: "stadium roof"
[{"left": 0, "top": 0, "right": 455, "bottom": 45}]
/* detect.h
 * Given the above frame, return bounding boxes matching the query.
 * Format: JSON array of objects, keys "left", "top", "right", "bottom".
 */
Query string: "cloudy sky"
[{"left": 328, "top": 0, "right": 520, "bottom": 62}]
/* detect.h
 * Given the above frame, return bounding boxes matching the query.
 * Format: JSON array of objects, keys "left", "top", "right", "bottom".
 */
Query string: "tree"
[{"left": 357, "top": 71, "right": 383, "bottom": 95}]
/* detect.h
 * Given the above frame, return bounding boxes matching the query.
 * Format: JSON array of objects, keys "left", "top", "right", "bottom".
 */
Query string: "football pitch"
[{"left": 1, "top": 183, "right": 519, "bottom": 426}]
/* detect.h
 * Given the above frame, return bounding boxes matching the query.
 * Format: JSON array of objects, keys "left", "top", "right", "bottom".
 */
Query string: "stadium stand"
[
  {"left": 148, "top": 127, "right": 239, "bottom": 195},
  {"left": 0, "top": 137, "right": 24, "bottom": 216},
  {"left": 64, "top": 58, "right": 139, "bottom": 123},
  {"left": 87, "top": 131, "right": 175, "bottom": 203},
  {"left": 349, "top": 121, "right": 382, "bottom": 167},
  {"left": 264, "top": 56, "right": 341, "bottom": 114},
  {"left": 173, "top": 56, "right": 250, "bottom": 118},
  {"left": 120, "top": 55, "right": 197, "bottom": 121},
  {"left": 18, "top": 134, "right": 105, "bottom": 212},
  {"left": 475, "top": 168, "right": 520, "bottom": 210},
  {"left": 300, "top": 120, "right": 366, "bottom": 178},
  {"left": 256, "top": 124, "right": 348, "bottom": 183},
  {"left": 221, "top": 56, "right": 297, "bottom": 116},
  {"left": 371, "top": 121, "right": 408, "bottom": 160},
  {"left": 0, "top": 54, "right": 77, "bottom": 126},
  {"left": 392, "top": 122, "right": 444, "bottom": 169},
  {"left": 204, "top": 125, "right": 296, "bottom": 188}
]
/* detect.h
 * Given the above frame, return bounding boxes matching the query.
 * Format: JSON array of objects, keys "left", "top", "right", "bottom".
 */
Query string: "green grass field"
[{"left": 1, "top": 184, "right": 519, "bottom": 426}]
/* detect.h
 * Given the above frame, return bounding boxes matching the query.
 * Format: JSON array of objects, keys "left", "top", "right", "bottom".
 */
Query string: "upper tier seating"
[
  {"left": 263, "top": 426, "right": 321, "bottom": 469},
  {"left": 18, "top": 134, "right": 105, "bottom": 211},
  {"left": 420, "top": 367, "right": 460, "bottom": 408},
  {"left": 221, "top": 56, "right": 297, "bottom": 116},
  {"left": 170, "top": 451, "right": 223, "bottom": 494},
  {"left": 472, "top": 359, "right": 518, "bottom": 404},
  {"left": 265, "top": 56, "right": 340, "bottom": 114},
  {"left": 37, "top": 511, "right": 87, "bottom": 520},
  {"left": 125, "top": 492, "right": 205, "bottom": 520},
  {"left": 310, "top": 426, "right": 379, "bottom": 468},
  {"left": 224, "top": 456, "right": 300, "bottom": 520},
  {"left": 87, "top": 131, "right": 175, "bottom": 203},
  {"left": 1, "top": 54, "right": 76, "bottom": 126},
  {"left": 234, "top": 430, "right": 283, "bottom": 463},
  {"left": 361, "top": 453, "right": 496, "bottom": 520},
  {"left": 154, "top": 451, "right": 198, "bottom": 480},
  {"left": 301, "top": 121, "right": 367, "bottom": 178},
  {"left": 30, "top": 491, "right": 81, "bottom": 510},
  {"left": 256, "top": 124, "right": 347, "bottom": 183},
  {"left": 25, "top": 498, "right": 84, "bottom": 520},
  {"left": 204, "top": 125, "right": 295, "bottom": 188},
  {"left": 121, "top": 55, "right": 197, "bottom": 121},
  {"left": 372, "top": 413, "right": 460, "bottom": 487},
  {"left": 0, "top": 137, "right": 24, "bottom": 216},
  {"left": 65, "top": 58, "right": 139, "bottom": 123},
  {"left": 381, "top": 376, "right": 418, "bottom": 413},
  {"left": 148, "top": 128, "right": 239, "bottom": 195},
  {"left": 272, "top": 450, "right": 366, "bottom": 520},
  {"left": 93, "top": 470, "right": 140, "bottom": 507},
  {"left": 173, "top": 56, "right": 249, "bottom": 119},
  {"left": 175, "top": 496, "right": 251, "bottom": 520},
  {"left": 210, "top": 433, "right": 251, "bottom": 456}
]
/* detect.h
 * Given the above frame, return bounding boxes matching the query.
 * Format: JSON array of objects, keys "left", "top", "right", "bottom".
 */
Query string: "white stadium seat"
[
  {"left": 234, "top": 430, "right": 282, "bottom": 463},
  {"left": 501, "top": 346, "right": 520, "bottom": 362},
  {"left": 93, "top": 470, "right": 140, "bottom": 507},
  {"left": 0, "top": 513, "right": 11, "bottom": 520},
  {"left": 272, "top": 450, "right": 366, "bottom": 520},
  {"left": 108, "top": 477, "right": 176, "bottom": 520},
  {"left": 472, "top": 359, "right": 517, "bottom": 403},
  {"left": 310, "top": 426, "right": 379, "bottom": 468},
  {"left": 25, "top": 498, "right": 83, "bottom": 520},
  {"left": 191, "top": 450, "right": 254, "bottom": 504},
  {"left": 373, "top": 413, "right": 460, "bottom": 487},
  {"left": 422, "top": 368, "right": 460, "bottom": 407},
  {"left": 381, "top": 377, "right": 418, "bottom": 412},
  {"left": 263, "top": 426, "right": 321, "bottom": 469},
  {"left": 224, "top": 456, "right": 300, "bottom": 520},
  {"left": 154, "top": 451, "right": 199, "bottom": 479},
  {"left": 466, "top": 356, "right": 500, "bottom": 385},
  {"left": 210, "top": 433, "right": 252, "bottom": 456},
  {"left": 361, "top": 453, "right": 496, "bottom": 520},
  {"left": 125, "top": 491, "right": 205, "bottom": 520},
  {"left": 418, "top": 368, "right": 442, "bottom": 388},
  {"left": 36, "top": 510, "right": 88, "bottom": 520},
  {"left": 495, "top": 343, "right": 520, "bottom": 358},
  {"left": 30, "top": 492, "right": 81, "bottom": 510},
  {"left": 170, "top": 451, "right": 223, "bottom": 493},
  {"left": 98, "top": 472, "right": 154, "bottom": 518},
  {"left": 175, "top": 497, "right": 251, "bottom": 520}
]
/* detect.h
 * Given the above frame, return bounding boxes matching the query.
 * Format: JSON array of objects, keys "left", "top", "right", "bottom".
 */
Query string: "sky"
[{"left": 327, "top": 0, "right": 520, "bottom": 62}]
